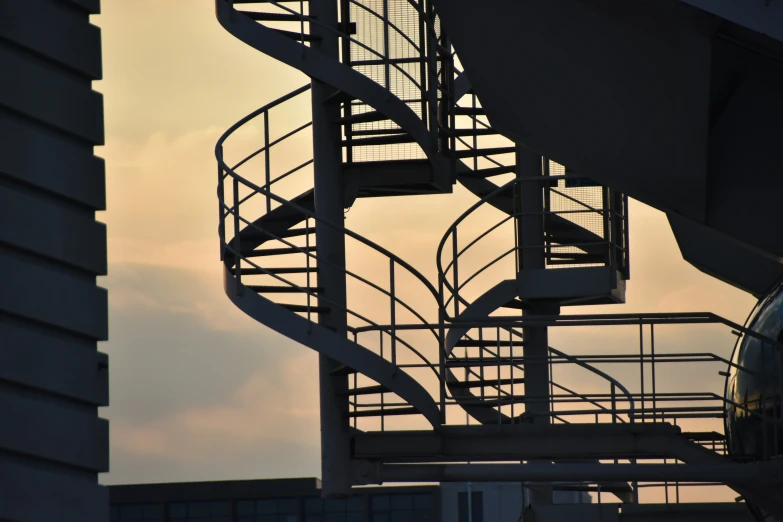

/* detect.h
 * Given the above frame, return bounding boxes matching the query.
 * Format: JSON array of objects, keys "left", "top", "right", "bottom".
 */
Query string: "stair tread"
[
  {"left": 337, "top": 110, "right": 387, "bottom": 125},
  {"left": 343, "top": 134, "right": 415, "bottom": 146},
  {"left": 280, "top": 303, "right": 329, "bottom": 313},
  {"left": 348, "top": 407, "right": 419, "bottom": 418},
  {"left": 239, "top": 11, "right": 307, "bottom": 21},
  {"left": 244, "top": 246, "right": 316, "bottom": 257},
  {"left": 273, "top": 29, "right": 321, "bottom": 42},
  {"left": 248, "top": 285, "right": 322, "bottom": 293},
  {"left": 338, "top": 385, "right": 390, "bottom": 396},
  {"left": 460, "top": 165, "right": 516, "bottom": 178},
  {"left": 454, "top": 106, "right": 486, "bottom": 116},
  {"left": 449, "top": 128, "right": 499, "bottom": 137},
  {"left": 238, "top": 266, "right": 317, "bottom": 275},
  {"left": 454, "top": 146, "right": 516, "bottom": 158},
  {"left": 449, "top": 377, "right": 525, "bottom": 389},
  {"left": 455, "top": 339, "right": 526, "bottom": 347}
]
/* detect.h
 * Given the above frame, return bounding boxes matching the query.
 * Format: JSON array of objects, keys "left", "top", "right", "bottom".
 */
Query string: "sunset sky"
[{"left": 94, "top": 0, "right": 756, "bottom": 500}]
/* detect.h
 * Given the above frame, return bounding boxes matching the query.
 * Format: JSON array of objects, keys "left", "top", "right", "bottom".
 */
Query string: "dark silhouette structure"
[{"left": 0, "top": 0, "right": 109, "bottom": 520}]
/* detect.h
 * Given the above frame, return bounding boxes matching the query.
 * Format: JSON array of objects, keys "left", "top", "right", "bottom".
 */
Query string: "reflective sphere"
[{"left": 725, "top": 281, "right": 783, "bottom": 459}]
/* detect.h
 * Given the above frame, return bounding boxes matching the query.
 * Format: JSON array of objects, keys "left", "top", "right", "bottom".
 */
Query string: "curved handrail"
[
  {"left": 216, "top": 89, "right": 446, "bottom": 425},
  {"left": 227, "top": 0, "right": 425, "bottom": 92}
]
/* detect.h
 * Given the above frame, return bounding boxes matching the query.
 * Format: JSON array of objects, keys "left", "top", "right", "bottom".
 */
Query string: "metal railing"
[{"left": 217, "top": 85, "right": 446, "bottom": 429}]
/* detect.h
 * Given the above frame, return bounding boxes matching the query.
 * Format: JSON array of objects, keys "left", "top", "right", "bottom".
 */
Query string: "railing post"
[
  {"left": 452, "top": 230, "right": 459, "bottom": 317},
  {"left": 306, "top": 217, "right": 312, "bottom": 330},
  {"left": 232, "top": 177, "right": 242, "bottom": 294},
  {"left": 264, "top": 111, "right": 271, "bottom": 214},
  {"left": 651, "top": 324, "right": 657, "bottom": 423},
  {"left": 639, "top": 321, "right": 644, "bottom": 423},
  {"left": 218, "top": 145, "right": 225, "bottom": 261},
  {"left": 439, "top": 282, "right": 447, "bottom": 425},
  {"left": 382, "top": 0, "right": 391, "bottom": 90},
  {"left": 390, "top": 258, "right": 396, "bottom": 367},
  {"left": 611, "top": 383, "right": 617, "bottom": 424}
]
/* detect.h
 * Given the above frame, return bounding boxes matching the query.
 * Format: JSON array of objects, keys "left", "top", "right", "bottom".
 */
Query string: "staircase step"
[
  {"left": 349, "top": 128, "right": 405, "bottom": 137},
  {"left": 342, "top": 134, "right": 415, "bottom": 146},
  {"left": 351, "top": 57, "right": 423, "bottom": 66},
  {"left": 454, "top": 106, "right": 486, "bottom": 116},
  {"left": 239, "top": 12, "right": 309, "bottom": 22},
  {"left": 244, "top": 246, "right": 316, "bottom": 257},
  {"left": 449, "top": 128, "right": 499, "bottom": 137},
  {"left": 454, "top": 146, "right": 515, "bottom": 158},
  {"left": 248, "top": 285, "right": 322, "bottom": 293},
  {"left": 279, "top": 227, "right": 315, "bottom": 238},
  {"left": 337, "top": 110, "right": 388, "bottom": 125},
  {"left": 454, "top": 395, "right": 527, "bottom": 406},
  {"left": 348, "top": 407, "right": 419, "bottom": 418},
  {"left": 338, "top": 385, "right": 390, "bottom": 396},
  {"left": 239, "top": 266, "right": 317, "bottom": 275},
  {"left": 273, "top": 29, "right": 321, "bottom": 42},
  {"left": 243, "top": 227, "right": 314, "bottom": 242},
  {"left": 454, "top": 339, "right": 526, "bottom": 347},
  {"left": 449, "top": 377, "right": 525, "bottom": 389},
  {"left": 280, "top": 303, "right": 329, "bottom": 314},
  {"left": 461, "top": 165, "right": 517, "bottom": 178}
]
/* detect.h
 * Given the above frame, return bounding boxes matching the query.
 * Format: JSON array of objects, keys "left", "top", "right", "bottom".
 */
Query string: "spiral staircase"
[{"left": 214, "top": 0, "right": 783, "bottom": 516}]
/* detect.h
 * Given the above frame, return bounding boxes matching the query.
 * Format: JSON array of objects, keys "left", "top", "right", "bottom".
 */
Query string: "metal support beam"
[
  {"left": 310, "top": 0, "right": 351, "bottom": 498},
  {"left": 379, "top": 462, "right": 764, "bottom": 483},
  {"left": 516, "top": 145, "right": 553, "bottom": 506}
]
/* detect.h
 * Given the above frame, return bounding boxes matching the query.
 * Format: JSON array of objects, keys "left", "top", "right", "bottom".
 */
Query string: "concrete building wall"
[{"left": 0, "top": 0, "right": 109, "bottom": 520}]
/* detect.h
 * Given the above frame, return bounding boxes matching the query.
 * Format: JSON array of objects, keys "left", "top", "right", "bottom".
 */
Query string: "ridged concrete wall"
[{"left": 0, "top": 0, "right": 109, "bottom": 520}]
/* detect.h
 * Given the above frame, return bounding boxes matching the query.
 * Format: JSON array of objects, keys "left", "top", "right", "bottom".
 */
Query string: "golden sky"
[{"left": 94, "top": 0, "right": 756, "bottom": 502}]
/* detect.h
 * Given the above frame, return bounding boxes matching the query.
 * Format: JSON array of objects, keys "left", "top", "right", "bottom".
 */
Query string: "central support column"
[
  {"left": 310, "top": 0, "right": 352, "bottom": 497},
  {"left": 516, "top": 146, "right": 553, "bottom": 506}
]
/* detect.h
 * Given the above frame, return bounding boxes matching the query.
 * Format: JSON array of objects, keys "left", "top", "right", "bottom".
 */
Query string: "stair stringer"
[
  {"left": 223, "top": 267, "right": 441, "bottom": 430},
  {"left": 215, "top": 1, "right": 452, "bottom": 188}
]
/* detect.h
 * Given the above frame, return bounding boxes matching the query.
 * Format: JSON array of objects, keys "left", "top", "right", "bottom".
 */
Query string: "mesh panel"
[{"left": 344, "top": 0, "right": 437, "bottom": 163}]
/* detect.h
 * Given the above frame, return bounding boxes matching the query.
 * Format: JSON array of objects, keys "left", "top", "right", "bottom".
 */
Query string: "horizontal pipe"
[{"left": 379, "top": 462, "right": 761, "bottom": 483}]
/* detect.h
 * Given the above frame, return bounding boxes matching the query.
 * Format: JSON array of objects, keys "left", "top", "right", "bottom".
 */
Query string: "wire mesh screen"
[
  {"left": 545, "top": 160, "right": 611, "bottom": 269},
  {"left": 344, "top": 0, "right": 437, "bottom": 163}
]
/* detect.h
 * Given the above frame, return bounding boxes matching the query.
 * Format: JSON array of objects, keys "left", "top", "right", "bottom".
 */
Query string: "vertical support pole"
[
  {"left": 310, "top": 0, "right": 351, "bottom": 498},
  {"left": 516, "top": 144, "right": 552, "bottom": 506}
]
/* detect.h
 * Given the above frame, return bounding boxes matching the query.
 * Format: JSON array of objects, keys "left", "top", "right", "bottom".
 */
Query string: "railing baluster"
[
  {"left": 306, "top": 217, "right": 312, "bottom": 329},
  {"left": 651, "top": 324, "right": 657, "bottom": 423},
  {"left": 218, "top": 144, "right": 225, "bottom": 261},
  {"left": 382, "top": 0, "right": 391, "bottom": 90},
  {"left": 390, "top": 258, "right": 396, "bottom": 367},
  {"left": 264, "top": 111, "right": 271, "bottom": 214},
  {"left": 233, "top": 176, "right": 242, "bottom": 293},
  {"left": 639, "top": 321, "right": 644, "bottom": 423},
  {"left": 452, "top": 230, "right": 459, "bottom": 317}
]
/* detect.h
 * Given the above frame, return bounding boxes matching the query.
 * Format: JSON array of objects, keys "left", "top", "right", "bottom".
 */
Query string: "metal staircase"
[{"left": 214, "top": 0, "right": 783, "bottom": 516}]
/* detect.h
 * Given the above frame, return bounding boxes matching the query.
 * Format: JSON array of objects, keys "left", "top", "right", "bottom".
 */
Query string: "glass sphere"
[{"left": 725, "top": 281, "right": 783, "bottom": 459}]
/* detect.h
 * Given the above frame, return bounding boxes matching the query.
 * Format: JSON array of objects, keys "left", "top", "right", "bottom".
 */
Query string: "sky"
[{"left": 93, "top": 0, "right": 757, "bottom": 501}]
